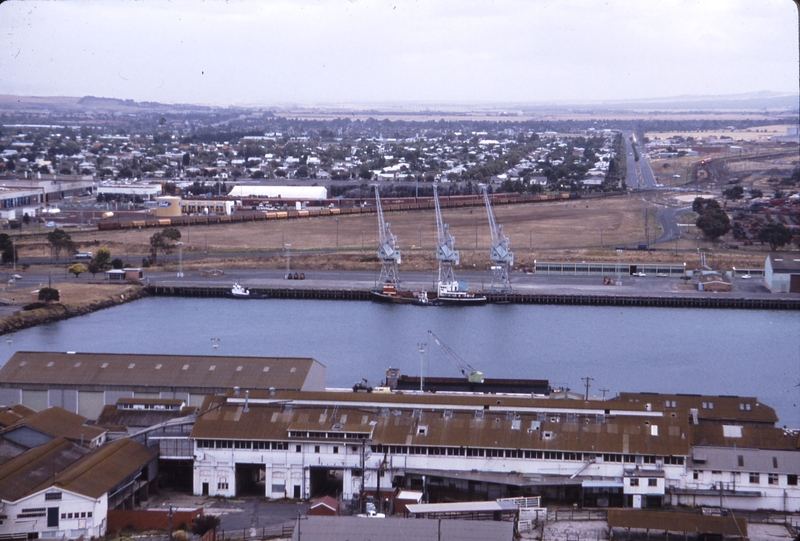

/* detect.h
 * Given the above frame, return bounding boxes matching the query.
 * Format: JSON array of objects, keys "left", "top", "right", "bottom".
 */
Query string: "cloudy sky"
[{"left": 0, "top": 0, "right": 797, "bottom": 106}]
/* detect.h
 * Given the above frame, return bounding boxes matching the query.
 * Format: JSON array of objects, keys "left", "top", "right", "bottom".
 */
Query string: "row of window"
[
  {"left": 196, "top": 440, "right": 289, "bottom": 450},
  {"left": 628, "top": 478, "right": 659, "bottom": 487},
  {"left": 602, "top": 454, "right": 683, "bottom": 465},
  {"left": 17, "top": 508, "right": 46, "bottom": 519},
  {"left": 693, "top": 471, "right": 798, "bottom": 486},
  {"left": 61, "top": 512, "right": 92, "bottom": 520}
]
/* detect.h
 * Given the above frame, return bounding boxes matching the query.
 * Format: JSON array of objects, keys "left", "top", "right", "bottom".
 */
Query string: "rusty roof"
[
  {"left": 0, "top": 404, "right": 35, "bottom": 428},
  {"left": 0, "top": 351, "right": 324, "bottom": 392},
  {"left": 95, "top": 404, "right": 197, "bottom": 430},
  {"left": 0, "top": 437, "right": 90, "bottom": 502},
  {"left": 608, "top": 509, "right": 747, "bottom": 536},
  {"left": 0, "top": 406, "right": 106, "bottom": 445},
  {"left": 615, "top": 393, "right": 778, "bottom": 424},
  {"left": 54, "top": 438, "right": 158, "bottom": 499}
]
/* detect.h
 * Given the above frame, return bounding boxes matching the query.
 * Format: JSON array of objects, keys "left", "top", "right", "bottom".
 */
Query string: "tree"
[
  {"left": 22, "top": 213, "right": 30, "bottom": 226},
  {"left": 696, "top": 208, "right": 731, "bottom": 241},
  {"left": 149, "top": 228, "right": 181, "bottom": 262},
  {"left": 750, "top": 189, "right": 763, "bottom": 199},
  {"left": 68, "top": 263, "right": 87, "bottom": 278},
  {"left": 722, "top": 185, "right": 744, "bottom": 200},
  {"left": 91, "top": 247, "right": 112, "bottom": 270},
  {"left": 38, "top": 287, "right": 60, "bottom": 303},
  {"left": 88, "top": 263, "right": 101, "bottom": 277},
  {"left": 757, "top": 223, "right": 793, "bottom": 250},
  {"left": 47, "top": 228, "right": 76, "bottom": 261},
  {"left": 191, "top": 515, "right": 220, "bottom": 537},
  {"left": 0, "top": 234, "right": 15, "bottom": 265},
  {"left": 111, "top": 258, "right": 124, "bottom": 269},
  {"left": 692, "top": 197, "right": 719, "bottom": 214}
]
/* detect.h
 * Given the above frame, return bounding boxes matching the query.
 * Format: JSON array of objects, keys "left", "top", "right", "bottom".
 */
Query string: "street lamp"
[
  {"left": 616, "top": 249, "right": 622, "bottom": 286},
  {"left": 176, "top": 242, "right": 184, "bottom": 278},
  {"left": 417, "top": 342, "right": 426, "bottom": 393},
  {"left": 285, "top": 243, "right": 291, "bottom": 278},
  {"left": 335, "top": 218, "right": 339, "bottom": 247}
]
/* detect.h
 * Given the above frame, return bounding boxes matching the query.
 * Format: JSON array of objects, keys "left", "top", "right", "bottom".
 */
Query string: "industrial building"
[
  {"left": 764, "top": 253, "right": 800, "bottom": 293},
  {"left": 0, "top": 352, "right": 326, "bottom": 420},
  {"left": 188, "top": 387, "right": 800, "bottom": 513}
]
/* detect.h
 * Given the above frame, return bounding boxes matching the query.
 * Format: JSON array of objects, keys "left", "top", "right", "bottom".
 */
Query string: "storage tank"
[{"left": 154, "top": 196, "right": 182, "bottom": 217}]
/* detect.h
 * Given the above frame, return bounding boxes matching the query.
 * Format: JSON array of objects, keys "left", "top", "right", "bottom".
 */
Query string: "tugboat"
[
  {"left": 225, "top": 283, "right": 266, "bottom": 299},
  {"left": 435, "top": 280, "right": 487, "bottom": 305},
  {"left": 370, "top": 283, "right": 437, "bottom": 306}
]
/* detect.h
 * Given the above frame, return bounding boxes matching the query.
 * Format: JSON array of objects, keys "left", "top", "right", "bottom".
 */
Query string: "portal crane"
[
  {"left": 374, "top": 186, "right": 401, "bottom": 287},
  {"left": 481, "top": 185, "right": 514, "bottom": 291},
  {"left": 433, "top": 184, "right": 459, "bottom": 285},
  {"left": 428, "top": 330, "right": 484, "bottom": 383}
]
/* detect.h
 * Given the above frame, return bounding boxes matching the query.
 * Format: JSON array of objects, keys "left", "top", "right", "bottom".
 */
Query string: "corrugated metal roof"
[
  {"left": 294, "top": 516, "right": 513, "bottom": 541},
  {"left": 407, "top": 500, "right": 517, "bottom": 514},
  {"left": 0, "top": 404, "right": 35, "bottom": 428},
  {"left": 0, "top": 406, "right": 105, "bottom": 445},
  {"left": 0, "top": 437, "right": 89, "bottom": 501},
  {"left": 608, "top": 509, "right": 748, "bottom": 536},
  {"left": 616, "top": 392, "right": 778, "bottom": 424},
  {"left": 0, "top": 351, "right": 322, "bottom": 392},
  {"left": 95, "top": 404, "right": 196, "bottom": 430},
  {"left": 191, "top": 394, "right": 691, "bottom": 456},
  {"left": 55, "top": 438, "right": 158, "bottom": 499}
]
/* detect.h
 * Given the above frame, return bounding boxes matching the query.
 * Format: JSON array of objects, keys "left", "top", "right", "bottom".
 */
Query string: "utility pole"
[
  {"left": 418, "top": 342, "right": 426, "bottom": 392},
  {"left": 600, "top": 388, "right": 610, "bottom": 401},
  {"left": 582, "top": 377, "right": 594, "bottom": 400}
]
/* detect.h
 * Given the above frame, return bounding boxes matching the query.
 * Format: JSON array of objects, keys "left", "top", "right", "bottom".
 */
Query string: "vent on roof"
[
  {"left": 182, "top": 364, "right": 190, "bottom": 370},
  {"left": 101, "top": 363, "right": 108, "bottom": 368},
  {"left": 290, "top": 367, "right": 296, "bottom": 373},
  {"left": 236, "top": 366, "right": 243, "bottom": 372},
  {"left": 74, "top": 362, "right": 81, "bottom": 368},
  {"left": 511, "top": 419, "right": 521, "bottom": 430},
  {"left": 443, "top": 410, "right": 453, "bottom": 419},
  {"left": 263, "top": 366, "right": 270, "bottom": 372},
  {"left": 209, "top": 365, "right": 216, "bottom": 371},
  {"left": 128, "top": 363, "right": 135, "bottom": 369},
  {"left": 19, "top": 361, "right": 26, "bottom": 366},
  {"left": 417, "top": 426, "right": 428, "bottom": 436},
  {"left": 47, "top": 362, "right": 54, "bottom": 367},
  {"left": 155, "top": 364, "right": 162, "bottom": 370},
  {"left": 474, "top": 410, "right": 484, "bottom": 419}
]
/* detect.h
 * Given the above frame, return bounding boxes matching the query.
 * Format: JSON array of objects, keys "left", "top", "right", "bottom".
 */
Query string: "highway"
[{"left": 624, "top": 131, "right": 657, "bottom": 190}]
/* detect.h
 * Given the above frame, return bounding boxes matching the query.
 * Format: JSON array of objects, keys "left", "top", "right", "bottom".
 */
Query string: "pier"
[{"left": 146, "top": 284, "right": 799, "bottom": 310}]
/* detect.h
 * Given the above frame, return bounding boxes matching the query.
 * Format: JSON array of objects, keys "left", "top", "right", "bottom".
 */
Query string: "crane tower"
[
  {"left": 481, "top": 185, "right": 514, "bottom": 291},
  {"left": 428, "top": 330, "right": 484, "bottom": 383},
  {"left": 433, "top": 184, "right": 459, "bottom": 286},
  {"left": 374, "top": 186, "right": 401, "bottom": 287}
]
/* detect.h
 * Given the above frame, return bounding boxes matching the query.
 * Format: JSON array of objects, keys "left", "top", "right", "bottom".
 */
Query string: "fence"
[
  {"left": 549, "top": 509, "right": 609, "bottom": 522},
  {"left": 216, "top": 525, "right": 294, "bottom": 541}
]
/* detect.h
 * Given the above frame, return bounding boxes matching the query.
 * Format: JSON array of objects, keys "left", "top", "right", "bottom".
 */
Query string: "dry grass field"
[
  {"left": 11, "top": 194, "right": 772, "bottom": 273},
  {"left": 646, "top": 124, "right": 794, "bottom": 143}
]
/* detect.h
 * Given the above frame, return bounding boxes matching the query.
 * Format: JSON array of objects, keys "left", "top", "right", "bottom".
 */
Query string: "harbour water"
[{"left": 1, "top": 297, "right": 798, "bottom": 426}]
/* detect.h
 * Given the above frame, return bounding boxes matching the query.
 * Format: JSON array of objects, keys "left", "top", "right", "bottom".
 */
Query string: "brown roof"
[
  {"left": 767, "top": 253, "right": 800, "bottom": 273},
  {"left": 608, "top": 509, "right": 747, "bottom": 536},
  {"left": 0, "top": 351, "right": 324, "bottom": 392},
  {"left": 55, "top": 438, "right": 158, "bottom": 499},
  {"left": 0, "top": 404, "right": 35, "bottom": 428},
  {"left": 0, "top": 406, "right": 106, "bottom": 445},
  {"left": 191, "top": 392, "right": 692, "bottom": 456},
  {"left": 615, "top": 393, "right": 778, "bottom": 425},
  {"left": 0, "top": 437, "right": 90, "bottom": 501},
  {"left": 95, "top": 404, "right": 197, "bottom": 430}
]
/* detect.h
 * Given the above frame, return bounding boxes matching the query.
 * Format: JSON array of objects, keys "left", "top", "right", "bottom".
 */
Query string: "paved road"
[
  {"left": 624, "top": 132, "right": 657, "bottom": 190},
  {"left": 653, "top": 205, "right": 691, "bottom": 244}
]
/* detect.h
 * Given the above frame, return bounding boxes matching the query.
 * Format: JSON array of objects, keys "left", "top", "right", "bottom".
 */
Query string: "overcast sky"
[{"left": 1, "top": 0, "right": 797, "bottom": 107}]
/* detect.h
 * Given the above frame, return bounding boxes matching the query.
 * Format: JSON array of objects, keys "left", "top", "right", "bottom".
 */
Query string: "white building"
[
  {"left": 227, "top": 185, "right": 328, "bottom": 200},
  {"left": 188, "top": 389, "right": 799, "bottom": 512},
  {"left": 764, "top": 253, "right": 800, "bottom": 293}
]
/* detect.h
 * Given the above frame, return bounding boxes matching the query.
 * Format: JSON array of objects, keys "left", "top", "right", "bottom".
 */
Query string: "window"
[
  {"left": 332, "top": 446, "right": 338, "bottom": 454},
  {"left": 648, "top": 479, "right": 658, "bottom": 487},
  {"left": 45, "top": 492, "right": 62, "bottom": 501},
  {"left": 295, "top": 445, "right": 301, "bottom": 452},
  {"left": 87, "top": 512, "right": 92, "bottom": 518},
  {"left": 768, "top": 473, "right": 778, "bottom": 485},
  {"left": 314, "top": 445, "right": 320, "bottom": 453},
  {"left": 629, "top": 478, "right": 639, "bottom": 486},
  {"left": 773, "top": 457, "right": 778, "bottom": 468},
  {"left": 217, "top": 482, "right": 228, "bottom": 490},
  {"left": 788, "top": 475, "right": 798, "bottom": 486},
  {"left": 737, "top": 455, "right": 744, "bottom": 467},
  {"left": 693, "top": 471, "right": 699, "bottom": 480},
  {"left": 749, "top": 473, "right": 760, "bottom": 484}
]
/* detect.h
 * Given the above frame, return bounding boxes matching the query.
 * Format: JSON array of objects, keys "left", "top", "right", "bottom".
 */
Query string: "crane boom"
[
  {"left": 481, "top": 185, "right": 513, "bottom": 291},
  {"left": 374, "top": 186, "right": 401, "bottom": 287},
  {"left": 428, "top": 330, "right": 484, "bottom": 383},
  {"left": 433, "top": 184, "right": 458, "bottom": 285}
]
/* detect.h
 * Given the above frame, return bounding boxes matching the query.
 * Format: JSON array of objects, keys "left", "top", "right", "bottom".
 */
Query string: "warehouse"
[{"left": 0, "top": 352, "right": 326, "bottom": 420}]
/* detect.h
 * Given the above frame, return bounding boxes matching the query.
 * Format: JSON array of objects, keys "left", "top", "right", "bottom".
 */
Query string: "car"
[
  {"left": 633, "top": 272, "right": 646, "bottom": 277},
  {"left": 45, "top": 221, "right": 55, "bottom": 227},
  {"left": 741, "top": 274, "right": 752, "bottom": 279},
  {"left": 656, "top": 273, "right": 668, "bottom": 277},
  {"left": 12, "top": 274, "right": 22, "bottom": 280}
]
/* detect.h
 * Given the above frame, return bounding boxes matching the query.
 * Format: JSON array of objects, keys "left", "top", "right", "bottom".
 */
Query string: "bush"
[
  {"left": 191, "top": 515, "right": 220, "bottom": 537},
  {"left": 38, "top": 287, "right": 60, "bottom": 303}
]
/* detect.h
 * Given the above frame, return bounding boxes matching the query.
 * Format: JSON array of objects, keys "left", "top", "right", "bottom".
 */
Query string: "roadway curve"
[{"left": 653, "top": 205, "right": 691, "bottom": 244}]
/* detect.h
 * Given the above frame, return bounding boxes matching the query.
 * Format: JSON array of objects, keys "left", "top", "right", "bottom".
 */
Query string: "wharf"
[{"left": 146, "top": 283, "right": 800, "bottom": 310}]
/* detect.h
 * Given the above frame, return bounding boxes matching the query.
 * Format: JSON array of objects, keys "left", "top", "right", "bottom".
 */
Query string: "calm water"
[{"left": 2, "top": 298, "right": 798, "bottom": 426}]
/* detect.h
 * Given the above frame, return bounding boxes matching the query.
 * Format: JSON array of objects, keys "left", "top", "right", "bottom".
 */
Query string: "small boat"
[
  {"left": 225, "top": 283, "right": 266, "bottom": 299},
  {"left": 436, "top": 280, "right": 487, "bottom": 305},
  {"left": 370, "top": 283, "right": 438, "bottom": 306}
]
